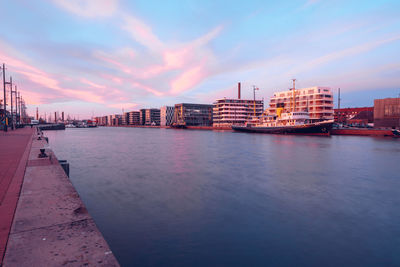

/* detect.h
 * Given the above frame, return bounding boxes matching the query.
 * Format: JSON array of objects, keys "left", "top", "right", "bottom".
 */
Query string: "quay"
[
  {"left": 0, "top": 128, "right": 119, "bottom": 266},
  {"left": 38, "top": 123, "right": 66, "bottom": 131},
  {"left": 331, "top": 128, "right": 395, "bottom": 137}
]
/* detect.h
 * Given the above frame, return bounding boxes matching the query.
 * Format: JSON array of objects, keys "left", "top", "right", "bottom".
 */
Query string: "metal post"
[
  {"left": 2, "top": 63, "right": 6, "bottom": 131},
  {"left": 10, "top": 77, "right": 13, "bottom": 129},
  {"left": 338, "top": 88, "right": 341, "bottom": 124},
  {"left": 16, "top": 88, "right": 19, "bottom": 125}
]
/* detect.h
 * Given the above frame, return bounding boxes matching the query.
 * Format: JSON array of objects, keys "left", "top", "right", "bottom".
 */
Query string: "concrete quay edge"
[{"left": 3, "top": 130, "right": 120, "bottom": 267}]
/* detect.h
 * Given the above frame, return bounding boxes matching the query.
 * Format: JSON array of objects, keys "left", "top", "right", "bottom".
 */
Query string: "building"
[
  {"left": 139, "top": 109, "right": 160, "bottom": 125},
  {"left": 213, "top": 99, "right": 264, "bottom": 127},
  {"left": 128, "top": 111, "right": 140, "bottom": 125},
  {"left": 173, "top": 103, "right": 213, "bottom": 126},
  {"left": 122, "top": 112, "right": 129, "bottom": 125},
  {"left": 107, "top": 114, "right": 122, "bottom": 126},
  {"left": 374, "top": 98, "right": 400, "bottom": 128},
  {"left": 146, "top": 109, "right": 160, "bottom": 125},
  {"left": 334, "top": 107, "right": 373, "bottom": 125},
  {"left": 160, "top": 106, "right": 174, "bottom": 126},
  {"left": 95, "top": 116, "right": 108, "bottom": 126},
  {"left": 268, "top": 86, "right": 334, "bottom": 122},
  {"left": 213, "top": 82, "right": 264, "bottom": 127},
  {"left": 139, "top": 109, "right": 146, "bottom": 125}
]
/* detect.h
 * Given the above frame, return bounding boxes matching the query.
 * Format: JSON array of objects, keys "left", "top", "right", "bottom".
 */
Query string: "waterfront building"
[
  {"left": 213, "top": 99, "right": 264, "bottom": 127},
  {"left": 334, "top": 107, "right": 373, "bottom": 125},
  {"left": 374, "top": 97, "right": 400, "bottom": 128},
  {"left": 267, "top": 86, "right": 334, "bottom": 122},
  {"left": 128, "top": 111, "right": 140, "bottom": 125},
  {"left": 160, "top": 106, "right": 174, "bottom": 126},
  {"left": 108, "top": 114, "right": 122, "bottom": 126},
  {"left": 173, "top": 103, "right": 213, "bottom": 126},
  {"left": 122, "top": 112, "right": 129, "bottom": 125},
  {"left": 101, "top": 116, "right": 108, "bottom": 126},
  {"left": 139, "top": 109, "right": 146, "bottom": 125},
  {"left": 139, "top": 109, "right": 160, "bottom": 125}
]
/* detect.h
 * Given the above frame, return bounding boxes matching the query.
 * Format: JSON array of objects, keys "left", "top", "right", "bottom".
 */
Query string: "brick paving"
[{"left": 0, "top": 127, "right": 34, "bottom": 265}]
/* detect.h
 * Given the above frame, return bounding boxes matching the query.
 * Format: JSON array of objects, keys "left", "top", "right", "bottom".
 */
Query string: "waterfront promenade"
[
  {"left": 0, "top": 128, "right": 119, "bottom": 266},
  {"left": 0, "top": 128, "right": 34, "bottom": 265}
]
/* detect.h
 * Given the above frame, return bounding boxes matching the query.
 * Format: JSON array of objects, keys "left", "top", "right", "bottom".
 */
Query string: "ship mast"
[{"left": 292, "top": 79, "right": 296, "bottom": 113}]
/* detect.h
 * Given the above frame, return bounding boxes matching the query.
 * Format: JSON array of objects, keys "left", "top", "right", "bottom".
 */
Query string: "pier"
[{"left": 0, "top": 128, "right": 119, "bottom": 266}]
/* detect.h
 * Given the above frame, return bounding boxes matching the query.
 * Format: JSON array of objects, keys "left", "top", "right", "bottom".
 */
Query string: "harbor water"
[{"left": 44, "top": 127, "right": 400, "bottom": 266}]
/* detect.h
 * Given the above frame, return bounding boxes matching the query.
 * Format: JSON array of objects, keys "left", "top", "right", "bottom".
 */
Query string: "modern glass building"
[{"left": 172, "top": 103, "right": 213, "bottom": 126}]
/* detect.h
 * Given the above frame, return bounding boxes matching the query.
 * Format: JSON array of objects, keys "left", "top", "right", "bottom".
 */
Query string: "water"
[{"left": 44, "top": 127, "right": 400, "bottom": 266}]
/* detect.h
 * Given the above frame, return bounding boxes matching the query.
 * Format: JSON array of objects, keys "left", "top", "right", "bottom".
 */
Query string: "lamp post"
[
  {"left": 1, "top": 63, "right": 6, "bottom": 131},
  {"left": 5, "top": 77, "right": 12, "bottom": 130}
]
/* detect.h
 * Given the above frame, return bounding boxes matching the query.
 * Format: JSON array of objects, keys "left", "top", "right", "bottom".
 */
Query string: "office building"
[{"left": 173, "top": 103, "right": 213, "bottom": 126}]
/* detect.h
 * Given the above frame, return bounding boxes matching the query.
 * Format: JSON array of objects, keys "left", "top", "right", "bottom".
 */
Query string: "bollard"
[{"left": 38, "top": 148, "right": 48, "bottom": 158}]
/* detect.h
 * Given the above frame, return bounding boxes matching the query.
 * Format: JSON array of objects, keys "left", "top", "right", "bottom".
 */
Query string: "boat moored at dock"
[
  {"left": 232, "top": 79, "right": 334, "bottom": 136},
  {"left": 232, "top": 112, "right": 334, "bottom": 135}
]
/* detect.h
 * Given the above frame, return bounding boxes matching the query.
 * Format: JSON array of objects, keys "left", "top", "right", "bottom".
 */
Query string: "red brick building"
[
  {"left": 374, "top": 98, "right": 400, "bottom": 128},
  {"left": 334, "top": 107, "right": 373, "bottom": 125}
]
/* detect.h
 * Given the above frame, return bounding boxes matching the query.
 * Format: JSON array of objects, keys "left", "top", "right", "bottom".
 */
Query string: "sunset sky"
[{"left": 1, "top": 0, "right": 400, "bottom": 118}]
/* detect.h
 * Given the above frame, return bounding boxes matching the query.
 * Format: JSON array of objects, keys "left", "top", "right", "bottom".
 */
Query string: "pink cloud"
[
  {"left": 170, "top": 65, "right": 207, "bottom": 95},
  {"left": 80, "top": 78, "right": 106, "bottom": 89},
  {"left": 64, "top": 89, "right": 105, "bottom": 103},
  {"left": 131, "top": 82, "right": 164, "bottom": 96},
  {"left": 0, "top": 46, "right": 109, "bottom": 104},
  {"left": 121, "top": 14, "right": 163, "bottom": 51},
  {"left": 52, "top": 0, "right": 118, "bottom": 18}
]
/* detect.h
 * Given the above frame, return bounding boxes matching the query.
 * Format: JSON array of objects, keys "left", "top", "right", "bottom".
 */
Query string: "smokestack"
[
  {"left": 238, "top": 82, "right": 241, "bottom": 99},
  {"left": 36, "top": 107, "right": 39, "bottom": 120},
  {"left": 62, "top": 111, "right": 64, "bottom": 122},
  {"left": 54, "top": 112, "right": 57, "bottom": 123}
]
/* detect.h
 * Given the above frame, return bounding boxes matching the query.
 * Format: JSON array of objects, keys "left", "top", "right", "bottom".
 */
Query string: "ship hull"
[{"left": 232, "top": 121, "right": 333, "bottom": 136}]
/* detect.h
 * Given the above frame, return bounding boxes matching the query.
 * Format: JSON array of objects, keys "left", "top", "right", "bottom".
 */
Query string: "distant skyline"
[{"left": 1, "top": 0, "right": 399, "bottom": 118}]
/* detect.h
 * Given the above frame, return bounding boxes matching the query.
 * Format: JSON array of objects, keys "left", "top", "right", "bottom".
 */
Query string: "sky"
[{"left": 1, "top": 0, "right": 400, "bottom": 119}]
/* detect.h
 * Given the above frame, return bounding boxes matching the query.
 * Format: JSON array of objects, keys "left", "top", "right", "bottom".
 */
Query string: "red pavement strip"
[{"left": 0, "top": 127, "right": 34, "bottom": 265}]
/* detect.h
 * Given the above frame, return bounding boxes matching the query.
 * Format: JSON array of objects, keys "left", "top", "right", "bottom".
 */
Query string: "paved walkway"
[{"left": 0, "top": 127, "right": 34, "bottom": 265}]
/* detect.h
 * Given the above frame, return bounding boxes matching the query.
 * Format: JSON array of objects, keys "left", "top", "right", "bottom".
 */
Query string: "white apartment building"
[
  {"left": 160, "top": 106, "right": 174, "bottom": 126},
  {"left": 213, "top": 98, "right": 264, "bottom": 127},
  {"left": 268, "top": 86, "right": 334, "bottom": 121}
]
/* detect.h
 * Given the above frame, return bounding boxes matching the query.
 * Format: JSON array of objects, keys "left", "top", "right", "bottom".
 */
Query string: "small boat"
[
  {"left": 232, "top": 111, "right": 333, "bottom": 135},
  {"left": 170, "top": 122, "right": 186, "bottom": 129},
  {"left": 65, "top": 124, "right": 76, "bottom": 128}
]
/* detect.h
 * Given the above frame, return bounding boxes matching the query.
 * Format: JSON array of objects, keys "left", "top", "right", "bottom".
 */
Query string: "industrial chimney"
[{"left": 238, "top": 82, "right": 241, "bottom": 99}]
